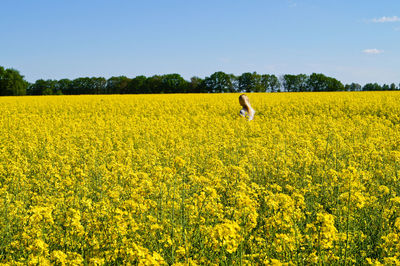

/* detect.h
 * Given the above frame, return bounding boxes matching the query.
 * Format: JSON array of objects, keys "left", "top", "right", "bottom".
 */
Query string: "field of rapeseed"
[{"left": 1, "top": 92, "right": 400, "bottom": 265}]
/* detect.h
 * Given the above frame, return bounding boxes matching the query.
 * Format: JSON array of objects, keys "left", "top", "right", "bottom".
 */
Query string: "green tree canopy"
[
  {"left": 363, "top": 83, "right": 382, "bottom": 91},
  {"left": 0, "top": 66, "right": 28, "bottom": 96},
  {"left": 389, "top": 83, "right": 397, "bottom": 90},
  {"left": 308, "top": 73, "right": 344, "bottom": 92},
  {"left": 2, "top": 65, "right": 397, "bottom": 96},
  {"left": 345, "top": 83, "right": 362, "bottom": 91},
  {"left": 57, "top": 79, "right": 72, "bottom": 95},
  {"left": 145, "top": 75, "right": 163, "bottom": 94},
  {"left": 106, "top": 76, "right": 131, "bottom": 94},
  {"left": 188, "top": 76, "right": 204, "bottom": 93},
  {"left": 161, "top": 74, "right": 188, "bottom": 93},
  {"left": 261, "top": 74, "right": 281, "bottom": 92},
  {"left": 28, "top": 79, "right": 58, "bottom": 95},
  {"left": 281, "top": 74, "right": 306, "bottom": 92},
  {"left": 203, "top": 71, "right": 235, "bottom": 93},
  {"left": 127, "top": 75, "right": 147, "bottom": 94},
  {"left": 238, "top": 72, "right": 262, "bottom": 92}
]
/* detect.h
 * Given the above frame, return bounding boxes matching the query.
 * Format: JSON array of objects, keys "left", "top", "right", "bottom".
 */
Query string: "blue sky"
[{"left": 1, "top": 0, "right": 399, "bottom": 85}]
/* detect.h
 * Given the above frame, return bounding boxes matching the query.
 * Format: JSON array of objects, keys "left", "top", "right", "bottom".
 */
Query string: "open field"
[{"left": 1, "top": 92, "right": 400, "bottom": 265}]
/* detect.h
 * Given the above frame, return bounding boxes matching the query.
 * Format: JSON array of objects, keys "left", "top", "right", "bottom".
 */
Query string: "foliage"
[
  {"left": 281, "top": 74, "right": 309, "bottom": 92},
  {"left": 308, "top": 73, "right": 345, "bottom": 92},
  {"left": 203, "top": 71, "right": 235, "bottom": 93},
  {"left": 106, "top": 76, "right": 130, "bottom": 94},
  {"left": 261, "top": 74, "right": 281, "bottom": 93},
  {"left": 238, "top": 72, "right": 258, "bottom": 92},
  {"left": 345, "top": 83, "right": 362, "bottom": 92},
  {"left": 28, "top": 79, "right": 60, "bottom": 95},
  {"left": 1, "top": 65, "right": 399, "bottom": 96},
  {"left": 0, "top": 66, "right": 28, "bottom": 96}
]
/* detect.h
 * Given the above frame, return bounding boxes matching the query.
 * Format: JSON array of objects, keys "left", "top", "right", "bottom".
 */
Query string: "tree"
[
  {"left": 161, "top": 74, "right": 188, "bottom": 93},
  {"left": 70, "top": 77, "right": 105, "bottom": 94},
  {"left": 308, "top": 73, "right": 326, "bottom": 92},
  {"left": 28, "top": 79, "right": 57, "bottom": 95},
  {"left": 308, "top": 73, "right": 344, "bottom": 92},
  {"left": 281, "top": 74, "right": 308, "bottom": 92},
  {"left": 127, "top": 76, "right": 147, "bottom": 94},
  {"left": 57, "top": 79, "right": 72, "bottom": 95},
  {"left": 362, "top": 83, "right": 382, "bottom": 91},
  {"left": 297, "top": 74, "right": 309, "bottom": 92},
  {"left": 70, "top": 78, "right": 87, "bottom": 94},
  {"left": 0, "top": 66, "right": 28, "bottom": 96},
  {"left": 345, "top": 83, "right": 362, "bottom": 91},
  {"left": 106, "top": 76, "right": 131, "bottom": 94},
  {"left": 261, "top": 74, "right": 281, "bottom": 92},
  {"left": 229, "top": 74, "right": 239, "bottom": 92},
  {"left": 3, "top": 66, "right": 383, "bottom": 96},
  {"left": 382, "top": 84, "right": 390, "bottom": 91},
  {"left": 238, "top": 72, "right": 262, "bottom": 92},
  {"left": 188, "top": 76, "right": 204, "bottom": 93},
  {"left": 145, "top": 75, "right": 163, "bottom": 94},
  {"left": 203, "top": 71, "right": 235, "bottom": 93},
  {"left": 390, "top": 83, "right": 397, "bottom": 90},
  {"left": 91, "top": 77, "right": 107, "bottom": 94}
]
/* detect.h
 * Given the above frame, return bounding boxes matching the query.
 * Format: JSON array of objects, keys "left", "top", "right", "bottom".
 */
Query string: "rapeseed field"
[{"left": 1, "top": 92, "right": 400, "bottom": 265}]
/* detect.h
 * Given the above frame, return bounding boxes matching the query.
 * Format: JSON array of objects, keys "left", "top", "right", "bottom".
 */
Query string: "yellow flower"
[
  {"left": 51, "top": 250, "right": 67, "bottom": 265},
  {"left": 2, "top": 92, "right": 400, "bottom": 264}
]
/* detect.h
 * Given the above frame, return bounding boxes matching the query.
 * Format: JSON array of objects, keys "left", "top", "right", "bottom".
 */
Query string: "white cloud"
[
  {"left": 372, "top": 16, "right": 400, "bottom": 23},
  {"left": 363, "top": 49, "right": 384, "bottom": 54}
]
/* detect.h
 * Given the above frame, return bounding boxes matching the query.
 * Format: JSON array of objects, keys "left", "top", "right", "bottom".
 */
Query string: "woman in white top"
[{"left": 239, "top": 94, "right": 255, "bottom": 121}]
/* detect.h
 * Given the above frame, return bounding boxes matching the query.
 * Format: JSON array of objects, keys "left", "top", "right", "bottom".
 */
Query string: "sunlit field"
[{"left": 1, "top": 92, "right": 400, "bottom": 265}]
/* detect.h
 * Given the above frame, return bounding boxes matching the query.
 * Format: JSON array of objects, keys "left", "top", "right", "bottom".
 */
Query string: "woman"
[{"left": 239, "top": 94, "right": 255, "bottom": 121}]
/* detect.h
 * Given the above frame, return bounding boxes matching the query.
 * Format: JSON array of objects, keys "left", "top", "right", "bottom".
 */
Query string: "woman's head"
[{"left": 239, "top": 94, "right": 251, "bottom": 110}]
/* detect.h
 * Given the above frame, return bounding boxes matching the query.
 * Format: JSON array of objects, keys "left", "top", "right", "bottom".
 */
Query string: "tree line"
[{"left": 1, "top": 65, "right": 399, "bottom": 96}]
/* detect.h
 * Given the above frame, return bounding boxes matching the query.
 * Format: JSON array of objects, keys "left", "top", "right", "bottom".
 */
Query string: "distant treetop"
[{"left": 0, "top": 65, "right": 398, "bottom": 96}]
